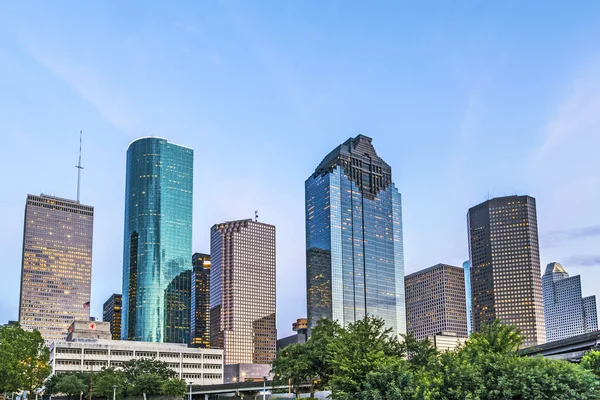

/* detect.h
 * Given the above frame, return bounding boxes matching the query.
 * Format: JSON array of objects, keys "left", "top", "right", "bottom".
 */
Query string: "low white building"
[{"left": 50, "top": 321, "right": 223, "bottom": 385}]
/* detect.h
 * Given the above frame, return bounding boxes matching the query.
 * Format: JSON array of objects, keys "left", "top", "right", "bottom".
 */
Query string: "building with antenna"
[{"left": 121, "top": 137, "right": 194, "bottom": 343}]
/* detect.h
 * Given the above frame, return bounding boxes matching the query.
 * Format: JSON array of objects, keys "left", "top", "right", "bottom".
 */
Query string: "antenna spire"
[{"left": 76, "top": 130, "right": 84, "bottom": 203}]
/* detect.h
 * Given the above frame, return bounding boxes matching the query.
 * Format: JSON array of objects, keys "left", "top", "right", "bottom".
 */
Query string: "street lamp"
[
  {"left": 263, "top": 376, "right": 267, "bottom": 400},
  {"left": 188, "top": 382, "right": 193, "bottom": 400},
  {"left": 112, "top": 385, "right": 117, "bottom": 400}
]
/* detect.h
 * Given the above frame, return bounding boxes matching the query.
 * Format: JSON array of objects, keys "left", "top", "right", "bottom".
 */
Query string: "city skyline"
[{"left": 1, "top": 2, "right": 600, "bottom": 338}]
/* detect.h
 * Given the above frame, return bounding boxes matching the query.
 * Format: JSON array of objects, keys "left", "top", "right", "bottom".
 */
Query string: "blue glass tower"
[
  {"left": 121, "top": 137, "right": 193, "bottom": 342},
  {"left": 306, "top": 135, "right": 405, "bottom": 336},
  {"left": 462, "top": 260, "right": 472, "bottom": 335}
]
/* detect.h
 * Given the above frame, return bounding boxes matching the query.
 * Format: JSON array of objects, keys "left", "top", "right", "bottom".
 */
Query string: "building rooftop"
[{"left": 545, "top": 262, "right": 568, "bottom": 275}]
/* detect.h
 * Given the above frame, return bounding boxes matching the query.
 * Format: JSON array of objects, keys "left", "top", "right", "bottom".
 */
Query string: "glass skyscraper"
[
  {"left": 102, "top": 293, "right": 122, "bottom": 340},
  {"left": 462, "top": 260, "right": 472, "bottom": 335},
  {"left": 305, "top": 134, "right": 405, "bottom": 336},
  {"left": 542, "top": 262, "right": 598, "bottom": 342},
  {"left": 191, "top": 253, "right": 211, "bottom": 348},
  {"left": 19, "top": 194, "right": 94, "bottom": 344},
  {"left": 121, "top": 137, "right": 193, "bottom": 342}
]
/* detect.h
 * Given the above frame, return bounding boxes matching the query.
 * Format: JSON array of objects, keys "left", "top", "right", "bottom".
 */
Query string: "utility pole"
[{"left": 76, "top": 130, "right": 84, "bottom": 203}]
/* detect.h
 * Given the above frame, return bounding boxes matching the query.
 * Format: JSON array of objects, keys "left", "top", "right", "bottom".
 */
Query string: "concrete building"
[
  {"left": 427, "top": 332, "right": 468, "bottom": 352},
  {"left": 102, "top": 294, "right": 122, "bottom": 340},
  {"left": 224, "top": 364, "right": 274, "bottom": 384},
  {"left": 19, "top": 194, "right": 94, "bottom": 344},
  {"left": 50, "top": 321, "right": 223, "bottom": 385},
  {"left": 210, "top": 219, "right": 276, "bottom": 365},
  {"left": 468, "top": 195, "right": 546, "bottom": 347},
  {"left": 405, "top": 264, "right": 468, "bottom": 340},
  {"left": 305, "top": 134, "right": 405, "bottom": 336},
  {"left": 277, "top": 318, "right": 308, "bottom": 350},
  {"left": 122, "top": 137, "right": 193, "bottom": 342},
  {"left": 542, "top": 262, "right": 598, "bottom": 342}
]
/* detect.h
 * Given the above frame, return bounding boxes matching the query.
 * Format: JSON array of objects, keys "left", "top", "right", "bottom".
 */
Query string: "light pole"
[
  {"left": 112, "top": 385, "right": 117, "bottom": 400},
  {"left": 263, "top": 376, "right": 267, "bottom": 400},
  {"left": 188, "top": 382, "right": 193, "bottom": 400}
]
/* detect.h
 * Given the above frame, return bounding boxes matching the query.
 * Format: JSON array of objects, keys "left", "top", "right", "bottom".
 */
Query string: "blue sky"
[{"left": 1, "top": 1, "right": 599, "bottom": 338}]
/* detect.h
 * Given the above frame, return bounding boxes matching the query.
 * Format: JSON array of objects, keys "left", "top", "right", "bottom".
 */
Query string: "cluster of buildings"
[{"left": 12, "top": 134, "right": 598, "bottom": 387}]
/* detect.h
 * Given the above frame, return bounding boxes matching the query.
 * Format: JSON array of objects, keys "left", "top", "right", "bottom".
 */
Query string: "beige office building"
[
  {"left": 210, "top": 219, "right": 276, "bottom": 365},
  {"left": 405, "top": 264, "right": 468, "bottom": 341},
  {"left": 19, "top": 194, "right": 94, "bottom": 344}
]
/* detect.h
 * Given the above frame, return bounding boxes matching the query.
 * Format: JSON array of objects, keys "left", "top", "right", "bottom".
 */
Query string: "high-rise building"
[
  {"left": 305, "top": 134, "right": 405, "bottom": 335},
  {"left": 121, "top": 137, "right": 193, "bottom": 342},
  {"left": 210, "top": 219, "right": 276, "bottom": 365},
  {"left": 467, "top": 195, "right": 545, "bottom": 346},
  {"left": 462, "top": 260, "right": 472, "bottom": 335},
  {"left": 542, "top": 262, "right": 598, "bottom": 342},
  {"left": 405, "top": 264, "right": 468, "bottom": 340},
  {"left": 103, "top": 294, "right": 122, "bottom": 340},
  {"left": 18, "top": 194, "right": 94, "bottom": 343},
  {"left": 191, "top": 253, "right": 211, "bottom": 348},
  {"left": 164, "top": 270, "right": 191, "bottom": 344}
]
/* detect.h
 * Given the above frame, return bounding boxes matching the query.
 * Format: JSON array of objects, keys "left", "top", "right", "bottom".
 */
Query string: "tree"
[
  {"left": 55, "top": 375, "right": 87, "bottom": 400},
  {"left": 360, "top": 358, "right": 421, "bottom": 400},
  {"left": 121, "top": 358, "right": 176, "bottom": 382},
  {"left": 130, "top": 374, "right": 163, "bottom": 397},
  {"left": 465, "top": 320, "right": 523, "bottom": 355},
  {"left": 45, "top": 373, "right": 89, "bottom": 398},
  {"left": 581, "top": 350, "right": 600, "bottom": 378},
  {"left": 161, "top": 379, "right": 186, "bottom": 397},
  {"left": 399, "top": 333, "right": 438, "bottom": 370},
  {"left": 0, "top": 323, "right": 51, "bottom": 394},
  {"left": 93, "top": 368, "right": 128, "bottom": 399}
]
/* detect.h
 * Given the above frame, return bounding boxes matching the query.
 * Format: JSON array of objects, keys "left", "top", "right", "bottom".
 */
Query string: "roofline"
[
  {"left": 126, "top": 136, "right": 194, "bottom": 151},
  {"left": 405, "top": 263, "right": 462, "bottom": 280}
]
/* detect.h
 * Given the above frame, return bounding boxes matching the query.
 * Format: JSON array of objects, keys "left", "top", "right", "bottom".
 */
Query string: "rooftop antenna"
[
  {"left": 76, "top": 130, "right": 84, "bottom": 203},
  {"left": 255, "top": 210, "right": 259, "bottom": 222}
]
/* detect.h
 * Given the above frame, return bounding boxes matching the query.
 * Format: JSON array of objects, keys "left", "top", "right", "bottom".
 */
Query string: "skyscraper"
[
  {"left": 164, "top": 270, "right": 191, "bottom": 344},
  {"left": 191, "top": 253, "right": 211, "bottom": 348},
  {"left": 19, "top": 194, "right": 94, "bottom": 343},
  {"left": 121, "top": 137, "right": 193, "bottom": 342},
  {"left": 305, "top": 134, "right": 405, "bottom": 335},
  {"left": 542, "top": 262, "right": 598, "bottom": 342},
  {"left": 468, "top": 195, "right": 545, "bottom": 346},
  {"left": 405, "top": 264, "right": 468, "bottom": 340},
  {"left": 210, "top": 219, "right": 276, "bottom": 365},
  {"left": 462, "top": 260, "right": 472, "bottom": 335},
  {"left": 103, "top": 294, "right": 122, "bottom": 340}
]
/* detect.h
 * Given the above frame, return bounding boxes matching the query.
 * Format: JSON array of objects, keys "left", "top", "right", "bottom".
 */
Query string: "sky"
[{"left": 0, "top": 1, "right": 599, "bottom": 338}]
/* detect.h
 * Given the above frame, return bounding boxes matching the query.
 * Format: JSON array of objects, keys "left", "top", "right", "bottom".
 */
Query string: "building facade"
[
  {"left": 462, "top": 260, "right": 472, "bottom": 335},
  {"left": 102, "top": 294, "right": 122, "bottom": 340},
  {"left": 164, "top": 270, "right": 191, "bottom": 344},
  {"left": 19, "top": 194, "right": 94, "bottom": 344},
  {"left": 305, "top": 135, "right": 405, "bottom": 336},
  {"left": 467, "top": 195, "right": 546, "bottom": 346},
  {"left": 210, "top": 219, "right": 276, "bottom": 365},
  {"left": 542, "top": 262, "right": 598, "bottom": 342},
  {"left": 276, "top": 318, "right": 308, "bottom": 350},
  {"left": 405, "top": 264, "right": 468, "bottom": 340},
  {"left": 191, "top": 253, "right": 211, "bottom": 348},
  {"left": 51, "top": 321, "right": 223, "bottom": 385},
  {"left": 121, "top": 137, "right": 194, "bottom": 342}
]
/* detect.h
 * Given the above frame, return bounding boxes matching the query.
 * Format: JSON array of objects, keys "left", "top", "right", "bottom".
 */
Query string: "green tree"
[
  {"left": 0, "top": 323, "right": 51, "bottom": 394},
  {"left": 360, "top": 358, "right": 421, "bottom": 400},
  {"left": 465, "top": 320, "right": 523, "bottom": 355},
  {"left": 93, "top": 368, "right": 128, "bottom": 399},
  {"left": 45, "top": 373, "right": 89, "bottom": 397},
  {"left": 130, "top": 374, "right": 162, "bottom": 397},
  {"left": 581, "top": 350, "right": 600, "bottom": 378},
  {"left": 55, "top": 375, "right": 87, "bottom": 400},
  {"left": 161, "top": 379, "right": 186, "bottom": 397},
  {"left": 121, "top": 358, "right": 175, "bottom": 382},
  {"left": 399, "top": 333, "right": 438, "bottom": 370}
]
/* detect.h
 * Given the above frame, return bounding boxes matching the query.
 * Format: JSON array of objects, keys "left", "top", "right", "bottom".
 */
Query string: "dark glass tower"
[
  {"left": 103, "top": 293, "right": 122, "bottom": 340},
  {"left": 305, "top": 135, "right": 405, "bottom": 336},
  {"left": 468, "top": 195, "right": 545, "bottom": 346},
  {"left": 191, "top": 253, "right": 211, "bottom": 348},
  {"left": 121, "top": 137, "right": 194, "bottom": 342}
]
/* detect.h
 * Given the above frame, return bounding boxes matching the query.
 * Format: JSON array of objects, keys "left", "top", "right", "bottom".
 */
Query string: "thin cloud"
[
  {"left": 542, "top": 225, "right": 600, "bottom": 247},
  {"left": 562, "top": 255, "right": 600, "bottom": 268}
]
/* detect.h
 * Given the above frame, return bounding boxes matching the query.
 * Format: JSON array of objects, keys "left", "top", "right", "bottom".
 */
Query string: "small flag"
[{"left": 83, "top": 301, "right": 90, "bottom": 308}]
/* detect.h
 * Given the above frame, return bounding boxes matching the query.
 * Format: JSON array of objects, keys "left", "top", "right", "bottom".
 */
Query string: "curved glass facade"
[
  {"left": 306, "top": 135, "right": 405, "bottom": 336},
  {"left": 462, "top": 260, "right": 472, "bottom": 335},
  {"left": 121, "top": 137, "right": 193, "bottom": 342}
]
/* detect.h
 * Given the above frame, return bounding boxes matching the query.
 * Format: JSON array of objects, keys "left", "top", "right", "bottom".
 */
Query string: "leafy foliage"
[
  {"left": 54, "top": 375, "right": 87, "bottom": 400},
  {"left": 130, "top": 374, "right": 163, "bottom": 396},
  {"left": 582, "top": 350, "right": 600, "bottom": 378},
  {"left": 121, "top": 358, "right": 176, "bottom": 382},
  {"left": 161, "top": 379, "right": 187, "bottom": 397}
]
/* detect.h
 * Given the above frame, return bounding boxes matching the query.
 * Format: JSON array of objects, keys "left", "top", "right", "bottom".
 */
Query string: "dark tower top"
[{"left": 313, "top": 134, "right": 392, "bottom": 199}]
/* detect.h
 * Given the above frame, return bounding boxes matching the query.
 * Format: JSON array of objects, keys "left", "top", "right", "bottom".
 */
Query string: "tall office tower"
[
  {"left": 210, "top": 220, "right": 276, "bottom": 364},
  {"left": 121, "top": 137, "right": 193, "bottom": 342},
  {"left": 191, "top": 253, "right": 211, "bottom": 348},
  {"left": 305, "top": 135, "right": 405, "bottom": 335},
  {"left": 462, "top": 260, "right": 472, "bottom": 335},
  {"left": 542, "top": 262, "right": 598, "bottom": 342},
  {"left": 102, "top": 294, "right": 122, "bottom": 340},
  {"left": 468, "top": 195, "right": 545, "bottom": 347},
  {"left": 405, "top": 264, "right": 468, "bottom": 340},
  {"left": 19, "top": 194, "right": 94, "bottom": 343},
  {"left": 164, "top": 270, "right": 191, "bottom": 343}
]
